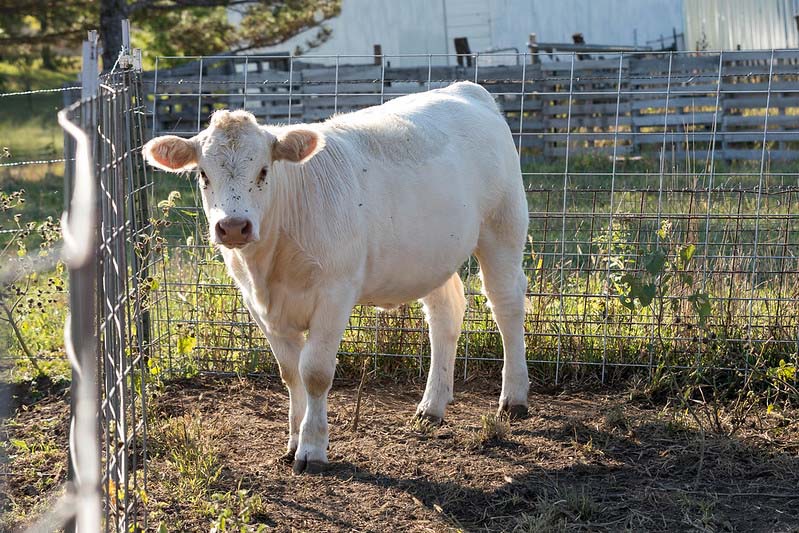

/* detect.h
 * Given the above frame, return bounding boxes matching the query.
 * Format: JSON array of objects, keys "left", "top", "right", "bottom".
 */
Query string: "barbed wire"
[
  {"left": 0, "top": 158, "right": 73, "bottom": 168},
  {"left": 0, "top": 86, "right": 81, "bottom": 98}
]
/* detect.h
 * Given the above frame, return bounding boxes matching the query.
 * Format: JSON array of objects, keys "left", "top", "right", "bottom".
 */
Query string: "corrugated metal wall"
[
  {"left": 248, "top": 0, "right": 685, "bottom": 65},
  {"left": 683, "top": 0, "right": 799, "bottom": 50},
  {"left": 488, "top": 0, "right": 684, "bottom": 50}
]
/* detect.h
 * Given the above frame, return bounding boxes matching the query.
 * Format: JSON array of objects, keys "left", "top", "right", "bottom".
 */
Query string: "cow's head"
[{"left": 143, "top": 110, "right": 324, "bottom": 249}]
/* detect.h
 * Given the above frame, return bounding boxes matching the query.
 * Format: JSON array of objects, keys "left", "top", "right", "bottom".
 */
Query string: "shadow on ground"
[{"left": 140, "top": 376, "right": 799, "bottom": 532}]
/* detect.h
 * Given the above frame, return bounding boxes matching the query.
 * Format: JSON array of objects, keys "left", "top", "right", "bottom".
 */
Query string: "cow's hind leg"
[
  {"left": 415, "top": 272, "right": 466, "bottom": 423},
  {"left": 475, "top": 214, "right": 529, "bottom": 418}
]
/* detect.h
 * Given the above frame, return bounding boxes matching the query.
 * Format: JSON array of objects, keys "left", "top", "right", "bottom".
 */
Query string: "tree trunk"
[
  {"left": 100, "top": 0, "right": 127, "bottom": 71},
  {"left": 39, "top": 15, "right": 57, "bottom": 71}
]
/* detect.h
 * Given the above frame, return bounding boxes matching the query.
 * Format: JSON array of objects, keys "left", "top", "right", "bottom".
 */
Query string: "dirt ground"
[
  {"left": 144, "top": 376, "right": 799, "bottom": 532},
  {"left": 3, "top": 375, "right": 799, "bottom": 532}
]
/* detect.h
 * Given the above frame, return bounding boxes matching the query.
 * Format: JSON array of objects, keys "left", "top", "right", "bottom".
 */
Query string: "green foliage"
[
  {"left": 0, "top": 188, "right": 68, "bottom": 382},
  {"left": 617, "top": 220, "right": 712, "bottom": 330},
  {"left": 768, "top": 359, "right": 797, "bottom": 383},
  {"left": 0, "top": 1, "right": 91, "bottom": 69},
  {"left": 155, "top": 414, "right": 222, "bottom": 499},
  {"left": 206, "top": 487, "right": 267, "bottom": 533},
  {"left": 0, "top": 1, "right": 342, "bottom": 72},
  {"left": 237, "top": 0, "right": 340, "bottom": 54},
  {"left": 132, "top": 6, "right": 237, "bottom": 60}
]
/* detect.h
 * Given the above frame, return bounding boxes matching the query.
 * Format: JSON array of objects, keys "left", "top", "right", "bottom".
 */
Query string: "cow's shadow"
[{"left": 225, "top": 415, "right": 799, "bottom": 531}]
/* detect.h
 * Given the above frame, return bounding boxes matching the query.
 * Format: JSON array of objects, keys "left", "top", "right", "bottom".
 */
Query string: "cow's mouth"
[{"left": 218, "top": 240, "right": 252, "bottom": 250}]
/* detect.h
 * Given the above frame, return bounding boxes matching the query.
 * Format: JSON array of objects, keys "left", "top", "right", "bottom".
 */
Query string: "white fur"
[{"left": 144, "top": 81, "right": 530, "bottom": 469}]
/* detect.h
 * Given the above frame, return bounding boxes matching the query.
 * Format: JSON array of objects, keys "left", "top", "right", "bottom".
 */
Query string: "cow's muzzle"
[{"left": 215, "top": 216, "right": 254, "bottom": 247}]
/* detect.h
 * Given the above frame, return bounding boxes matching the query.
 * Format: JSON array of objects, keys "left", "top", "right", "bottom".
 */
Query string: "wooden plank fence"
[{"left": 145, "top": 50, "right": 799, "bottom": 161}]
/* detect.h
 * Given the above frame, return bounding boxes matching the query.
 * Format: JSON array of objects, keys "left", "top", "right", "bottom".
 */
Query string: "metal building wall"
[
  {"left": 683, "top": 0, "right": 799, "bottom": 50},
  {"left": 245, "top": 0, "right": 685, "bottom": 66}
]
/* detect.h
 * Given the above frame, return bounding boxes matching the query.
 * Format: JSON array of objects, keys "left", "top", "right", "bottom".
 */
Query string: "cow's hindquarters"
[{"left": 475, "top": 187, "right": 530, "bottom": 417}]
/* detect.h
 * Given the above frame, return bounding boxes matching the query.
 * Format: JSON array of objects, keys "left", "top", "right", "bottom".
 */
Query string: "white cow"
[{"left": 144, "top": 81, "right": 529, "bottom": 474}]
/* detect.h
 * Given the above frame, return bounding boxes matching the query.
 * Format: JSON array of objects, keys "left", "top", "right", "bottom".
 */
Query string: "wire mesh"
[
  {"left": 43, "top": 68, "right": 152, "bottom": 532},
  {"left": 23, "top": 46, "right": 799, "bottom": 532},
  {"left": 142, "top": 50, "right": 799, "bottom": 384},
  {"left": 96, "top": 68, "right": 153, "bottom": 532}
]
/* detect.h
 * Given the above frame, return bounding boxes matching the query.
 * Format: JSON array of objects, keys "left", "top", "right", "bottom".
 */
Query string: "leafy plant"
[
  {"left": 154, "top": 413, "right": 222, "bottom": 500},
  {"left": 207, "top": 486, "right": 267, "bottom": 533},
  {"left": 0, "top": 188, "right": 67, "bottom": 380},
  {"left": 618, "top": 220, "right": 712, "bottom": 330}
]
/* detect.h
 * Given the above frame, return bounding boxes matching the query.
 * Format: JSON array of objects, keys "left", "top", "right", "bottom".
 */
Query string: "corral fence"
[
  {"left": 18, "top": 35, "right": 151, "bottom": 532},
  {"left": 11, "top": 33, "right": 799, "bottom": 530},
  {"left": 147, "top": 49, "right": 799, "bottom": 383},
  {"left": 149, "top": 49, "right": 799, "bottom": 161}
]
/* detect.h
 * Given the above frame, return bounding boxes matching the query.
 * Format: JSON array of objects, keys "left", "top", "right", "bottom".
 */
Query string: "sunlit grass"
[{"left": 1, "top": 158, "right": 797, "bottom": 398}]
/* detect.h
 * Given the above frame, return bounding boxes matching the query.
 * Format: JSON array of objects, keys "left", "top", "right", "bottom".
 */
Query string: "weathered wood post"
[{"left": 528, "top": 33, "right": 540, "bottom": 64}]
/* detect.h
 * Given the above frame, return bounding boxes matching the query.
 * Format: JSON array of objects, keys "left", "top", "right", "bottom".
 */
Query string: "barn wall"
[
  {"left": 683, "top": 0, "right": 799, "bottom": 50},
  {"left": 242, "top": 0, "right": 685, "bottom": 66},
  {"left": 487, "top": 0, "right": 683, "bottom": 51}
]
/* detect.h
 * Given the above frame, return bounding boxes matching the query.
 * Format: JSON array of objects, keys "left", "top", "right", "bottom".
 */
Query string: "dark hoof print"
[
  {"left": 292, "top": 458, "right": 328, "bottom": 475},
  {"left": 278, "top": 449, "right": 296, "bottom": 465},
  {"left": 414, "top": 413, "right": 444, "bottom": 426},
  {"left": 500, "top": 404, "right": 529, "bottom": 420}
]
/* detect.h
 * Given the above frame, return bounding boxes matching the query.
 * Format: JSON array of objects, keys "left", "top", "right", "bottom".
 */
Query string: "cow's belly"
[
  {"left": 354, "top": 156, "right": 490, "bottom": 306},
  {"left": 357, "top": 204, "right": 480, "bottom": 306}
]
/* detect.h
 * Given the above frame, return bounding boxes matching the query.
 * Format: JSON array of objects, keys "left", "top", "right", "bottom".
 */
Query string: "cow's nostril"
[
  {"left": 215, "top": 221, "right": 227, "bottom": 238},
  {"left": 216, "top": 217, "right": 253, "bottom": 244}
]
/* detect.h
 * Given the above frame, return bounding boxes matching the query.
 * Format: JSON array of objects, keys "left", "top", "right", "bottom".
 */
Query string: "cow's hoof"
[
  {"left": 278, "top": 449, "right": 296, "bottom": 465},
  {"left": 499, "top": 404, "right": 529, "bottom": 420},
  {"left": 292, "top": 457, "right": 328, "bottom": 475},
  {"left": 413, "top": 412, "right": 443, "bottom": 426}
]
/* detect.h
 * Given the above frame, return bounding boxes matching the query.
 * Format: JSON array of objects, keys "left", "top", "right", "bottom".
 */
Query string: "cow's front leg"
[
  {"left": 264, "top": 330, "right": 305, "bottom": 462},
  {"left": 293, "top": 292, "right": 355, "bottom": 475},
  {"left": 416, "top": 272, "right": 466, "bottom": 423}
]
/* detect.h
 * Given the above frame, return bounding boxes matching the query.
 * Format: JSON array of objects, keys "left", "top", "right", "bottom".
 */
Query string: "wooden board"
[{"left": 146, "top": 53, "right": 799, "bottom": 161}]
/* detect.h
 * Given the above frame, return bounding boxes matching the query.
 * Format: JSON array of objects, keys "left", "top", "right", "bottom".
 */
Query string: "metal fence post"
[
  {"left": 81, "top": 31, "right": 99, "bottom": 100},
  {"left": 64, "top": 29, "right": 101, "bottom": 533}
]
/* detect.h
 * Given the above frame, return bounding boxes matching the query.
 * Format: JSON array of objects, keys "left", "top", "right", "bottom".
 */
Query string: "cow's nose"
[{"left": 215, "top": 217, "right": 253, "bottom": 246}]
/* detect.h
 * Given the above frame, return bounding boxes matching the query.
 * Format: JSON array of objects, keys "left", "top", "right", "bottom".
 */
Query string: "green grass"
[
  {"left": 1, "top": 155, "right": 797, "bottom": 403},
  {"left": 137, "top": 164, "right": 798, "bottom": 397},
  {"left": 0, "top": 63, "right": 78, "bottom": 165},
  {"left": 0, "top": 62, "right": 78, "bottom": 93}
]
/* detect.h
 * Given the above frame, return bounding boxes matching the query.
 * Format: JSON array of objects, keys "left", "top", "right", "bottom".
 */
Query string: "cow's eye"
[
  {"left": 198, "top": 170, "right": 209, "bottom": 189},
  {"left": 257, "top": 167, "right": 267, "bottom": 184}
]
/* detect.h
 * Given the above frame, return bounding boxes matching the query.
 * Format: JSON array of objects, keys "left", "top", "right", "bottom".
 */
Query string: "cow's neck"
[
  {"left": 223, "top": 214, "right": 281, "bottom": 314},
  {"left": 224, "top": 208, "right": 321, "bottom": 324}
]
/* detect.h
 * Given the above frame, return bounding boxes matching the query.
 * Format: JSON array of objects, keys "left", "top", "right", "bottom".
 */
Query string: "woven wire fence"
[
  {"left": 14, "top": 46, "right": 799, "bottom": 533},
  {"left": 94, "top": 68, "right": 152, "bottom": 532},
  {"left": 21, "top": 66, "right": 152, "bottom": 532},
  {"left": 144, "top": 50, "right": 799, "bottom": 384}
]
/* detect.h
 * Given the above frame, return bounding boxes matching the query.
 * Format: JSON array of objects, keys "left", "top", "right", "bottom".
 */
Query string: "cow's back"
[{"left": 316, "top": 82, "right": 524, "bottom": 306}]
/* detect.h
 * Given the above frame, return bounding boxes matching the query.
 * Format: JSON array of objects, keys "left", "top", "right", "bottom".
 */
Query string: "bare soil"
[
  {"left": 0, "top": 378, "right": 70, "bottom": 531},
  {"left": 2, "top": 375, "right": 799, "bottom": 532},
  {"left": 147, "top": 376, "right": 799, "bottom": 532}
]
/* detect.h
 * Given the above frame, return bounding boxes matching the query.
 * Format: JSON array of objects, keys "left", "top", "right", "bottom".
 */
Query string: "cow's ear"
[
  {"left": 143, "top": 135, "right": 199, "bottom": 172},
  {"left": 272, "top": 129, "right": 325, "bottom": 164}
]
